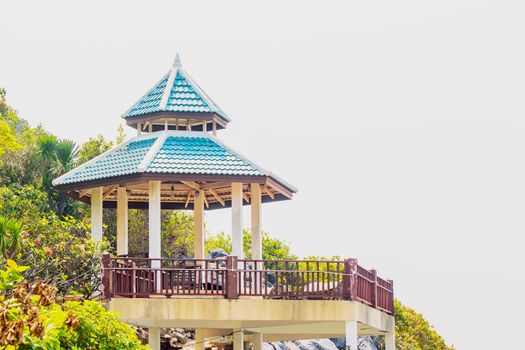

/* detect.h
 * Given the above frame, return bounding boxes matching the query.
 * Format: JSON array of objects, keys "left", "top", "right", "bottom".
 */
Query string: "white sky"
[{"left": 2, "top": 1, "right": 524, "bottom": 348}]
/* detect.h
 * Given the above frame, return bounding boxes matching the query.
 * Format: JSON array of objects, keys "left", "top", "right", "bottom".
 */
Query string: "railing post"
[
  {"left": 128, "top": 260, "right": 137, "bottom": 298},
  {"left": 225, "top": 256, "right": 239, "bottom": 299},
  {"left": 370, "top": 269, "right": 377, "bottom": 309},
  {"left": 387, "top": 279, "right": 394, "bottom": 314},
  {"left": 101, "top": 252, "right": 112, "bottom": 300},
  {"left": 344, "top": 258, "right": 358, "bottom": 301}
]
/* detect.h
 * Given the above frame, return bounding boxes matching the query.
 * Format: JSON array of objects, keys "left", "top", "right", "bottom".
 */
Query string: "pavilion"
[
  {"left": 52, "top": 55, "right": 394, "bottom": 350},
  {"left": 53, "top": 54, "right": 297, "bottom": 262}
]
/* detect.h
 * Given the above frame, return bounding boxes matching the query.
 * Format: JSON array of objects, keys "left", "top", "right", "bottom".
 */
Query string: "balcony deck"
[{"left": 101, "top": 254, "right": 394, "bottom": 315}]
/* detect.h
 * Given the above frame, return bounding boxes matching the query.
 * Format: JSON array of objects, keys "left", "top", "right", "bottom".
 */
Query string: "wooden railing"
[{"left": 101, "top": 254, "right": 394, "bottom": 315}]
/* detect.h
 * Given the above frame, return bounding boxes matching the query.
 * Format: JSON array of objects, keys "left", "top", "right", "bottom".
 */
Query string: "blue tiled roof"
[
  {"left": 147, "top": 136, "right": 264, "bottom": 176},
  {"left": 53, "top": 132, "right": 267, "bottom": 187},
  {"left": 124, "top": 75, "right": 168, "bottom": 117},
  {"left": 54, "top": 136, "right": 157, "bottom": 185},
  {"left": 123, "top": 69, "right": 230, "bottom": 122}
]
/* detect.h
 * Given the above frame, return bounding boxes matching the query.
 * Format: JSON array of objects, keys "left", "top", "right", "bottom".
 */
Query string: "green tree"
[
  {"left": 392, "top": 300, "right": 454, "bottom": 350},
  {"left": 76, "top": 134, "right": 113, "bottom": 165},
  {"left": 0, "top": 260, "right": 147, "bottom": 349},
  {"left": 205, "top": 229, "right": 295, "bottom": 260},
  {"left": 0, "top": 217, "right": 23, "bottom": 260}
]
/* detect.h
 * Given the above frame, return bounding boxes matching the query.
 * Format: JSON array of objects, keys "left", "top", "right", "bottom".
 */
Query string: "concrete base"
[{"left": 109, "top": 298, "right": 394, "bottom": 343}]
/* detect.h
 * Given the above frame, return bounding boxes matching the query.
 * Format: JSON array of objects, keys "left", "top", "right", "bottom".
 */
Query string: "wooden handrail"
[{"left": 101, "top": 254, "right": 394, "bottom": 315}]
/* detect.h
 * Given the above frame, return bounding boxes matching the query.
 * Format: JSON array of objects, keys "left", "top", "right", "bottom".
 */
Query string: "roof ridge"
[
  {"left": 137, "top": 132, "right": 168, "bottom": 172},
  {"left": 159, "top": 67, "right": 178, "bottom": 111},
  {"left": 180, "top": 69, "right": 230, "bottom": 121},
  {"left": 205, "top": 133, "right": 268, "bottom": 175}
]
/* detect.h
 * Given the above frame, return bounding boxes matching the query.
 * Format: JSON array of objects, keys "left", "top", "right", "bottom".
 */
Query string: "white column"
[
  {"left": 90, "top": 187, "right": 103, "bottom": 241},
  {"left": 149, "top": 181, "right": 161, "bottom": 267},
  {"left": 195, "top": 329, "right": 205, "bottom": 350},
  {"left": 148, "top": 328, "right": 160, "bottom": 350},
  {"left": 116, "top": 186, "right": 128, "bottom": 256},
  {"left": 233, "top": 329, "right": 244, "bottom": 350},
  {"left": 250, "top": 183, "right": 262, "bottom": 260},
  {"left": 212, "top": 121, "right": 217, "bottom": 136},
  {"left": 385, "top": 333, "right": 395, "bottom": 350},
  {"left": 194, "top": 190, "right": 205, "bottom": 259},
  {"left": 137, "top": 122, "right": 142, "bottom": 136},
  {"left": 252, "top": 332, "right": 263, "bottom": 350},
  {"left": 345, "top": 321, "right": 358, "bottom": 350},
  {"left": 231, "top": 183, "right": 243, "bottom": 257}
]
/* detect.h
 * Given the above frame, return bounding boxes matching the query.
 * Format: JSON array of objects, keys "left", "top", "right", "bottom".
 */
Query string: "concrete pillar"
[
  {"left": 231, "top": 183, "right": 243, "bottom": 257},
  {"left": 148, "top": 327, "right": 160, "bottom": 350},
  {"left": 250, "top": 183, "right": 262, "bottom": 260},
  {"left": 385, "top": 333, "right": 395, "bottom": 350},
  {"left": 137, "top": 122, "right": 142, "bottom": 136},
  {"left": 195, "top": 329, "right": 205, "bottom": 350},
  {"left": 116, "top": 186, "right": 128, "bottom": 256},
  {"left": 194, "top": 190, "right": 205, "bottom": 259},
  {"left": 233, "top": 329, "right": 244, "bottom": 350},
  {"left": 90, "top": 187, "right": 103, "bottom": 241},
  {"left": 149, "top": 181, "right": 161, "bottom": 267},
  {"left": 212, "top": 121, "right": 217, "bottom": 136},
  {"left": 252, "top": 332, "right": 263, "bottom": 350},
  {"left": 345, "top": 321, "right": 358, "bottom": 350}
]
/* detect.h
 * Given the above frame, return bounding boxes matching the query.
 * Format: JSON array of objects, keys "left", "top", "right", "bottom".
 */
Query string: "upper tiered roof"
[{"left": 123, "top": 54, "right": 230, "bottom": 132}]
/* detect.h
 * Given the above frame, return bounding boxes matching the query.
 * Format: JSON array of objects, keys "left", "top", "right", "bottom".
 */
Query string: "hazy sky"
[{"left": 3, "top": 1, "right": 525, "bottom": 348}]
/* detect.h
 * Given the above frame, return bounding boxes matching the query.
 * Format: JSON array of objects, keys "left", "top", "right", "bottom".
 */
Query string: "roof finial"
[{"left": 173, "top": 53, "right": 182, "bottom": 68}]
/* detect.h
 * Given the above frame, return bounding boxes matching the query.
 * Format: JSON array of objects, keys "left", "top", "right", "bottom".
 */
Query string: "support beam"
[
  {"left": 212, "top": 121, "right": 217, "bottom": 136},
  {"left": 233, "top": 329, "right": 244, "bottom": 350},
  {"left": 209, "top": 189, "right": 225, "bottom": 206},
  {"left": 116, "top": 186, "right": 128, "bottom": 256},
  {"left": 345, "top": 321, "right": 358, "bottom": 350},
  {"left": 181, "top": 181, "right": 200, "bottom": 191},
  {"left": 149, "top": 181, "right": 161, "bottom": 267},
  {"left": 231, "top": 183, "right": 243, "bottom": 257},
  {"left": 264, "top": 186, "right": 275, "bottom": 200},
  {"left": 148, "top": 328, "right": 160, "bottom": 350},
  {"left": 251, "top": 183, "right": 262, "bottom": 260},
  {"left": 252, "top": 332, "right": 263, "bottom": 350},
  {"left": 137, "top": 122, "right": 142, "bottom": 136},
  {"left": 385, "top": 333, "right": 395, "bottom": 350},
  {"left": 90, "top": 187, "right": 103, "bottom": 241},
  {"left": 194, "top": 190, "right": 205, "bottom": 259}
]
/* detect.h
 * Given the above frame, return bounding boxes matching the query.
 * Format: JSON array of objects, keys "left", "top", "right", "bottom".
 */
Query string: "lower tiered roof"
[{"left": 52, "top": 131, "right": 296, "bottom": 210}]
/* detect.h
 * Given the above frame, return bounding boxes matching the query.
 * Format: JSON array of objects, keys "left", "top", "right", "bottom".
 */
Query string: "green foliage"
[
  {"left": 0, "top": 185, "right": 105, "bottom": 298},
  {"left": 205, "top": 229, "right": 295, "bottom": 260},
  {"left": 0, "top": 261, "right": 146, "bottom": 349},
  {"left": 0, "top": 259, "right": 28, "bottom": 292},
  {"left": 0, "top": 217, "right": 23, "bottom": 259},
  {"left": 52, "top": 139, "right": 79, "bottom": 176},
  {"left": 60, "top": 300, "right": 147, "bottom": 350},
  {"left": 76, "top": 135, "right": 113, "bottom": 165},
  {"left": 393, "top": 300, "right": 454, "bottom": 350}
]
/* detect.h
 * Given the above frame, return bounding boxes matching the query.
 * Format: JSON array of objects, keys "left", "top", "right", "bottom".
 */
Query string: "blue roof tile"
[
  {"left": 122, "top": 67, "right": 230, "bottom": 122},
  {"left": 54, "top": 137, "right": 157, "bottom": 185},
  {"left": 53, "top": 132, "right": 267, "bottom": 187}
]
